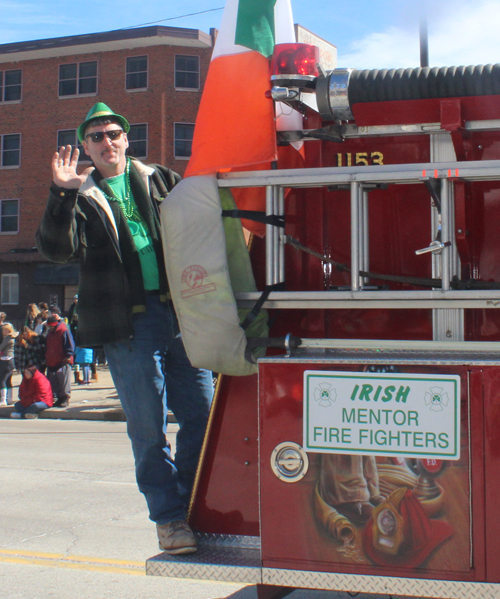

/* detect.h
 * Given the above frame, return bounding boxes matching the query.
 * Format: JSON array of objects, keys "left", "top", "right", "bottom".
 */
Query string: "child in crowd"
[
  {"left": 75, "top": 347, "right": 94, "bottom": 385},
  {"left": 10, "top": 364, "right": 53, "bottom": 419}
]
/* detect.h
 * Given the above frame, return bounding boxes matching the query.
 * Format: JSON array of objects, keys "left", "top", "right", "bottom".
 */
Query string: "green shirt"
[{"left": 106, "top": 173, "right": 159, "bottom": 291}]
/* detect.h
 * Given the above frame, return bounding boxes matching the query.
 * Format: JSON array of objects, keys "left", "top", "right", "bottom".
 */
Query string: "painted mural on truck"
[{"left": 306, "top": 369, "right": 467, "bottom": 569}]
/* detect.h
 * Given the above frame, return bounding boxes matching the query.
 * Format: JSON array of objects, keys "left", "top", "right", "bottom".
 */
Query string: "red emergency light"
[{"left": 271, "top": 43, "right": 320, "bottom": 88}]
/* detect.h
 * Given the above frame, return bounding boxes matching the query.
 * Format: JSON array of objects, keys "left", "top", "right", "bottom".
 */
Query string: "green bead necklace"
[{"left": 101, "top": 158, "right": 136, "bottom": 219}]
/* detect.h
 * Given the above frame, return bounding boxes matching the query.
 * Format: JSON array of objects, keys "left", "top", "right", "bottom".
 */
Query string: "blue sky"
[{"left": 1, "top": 0, "right": 499, "bottom": 69}]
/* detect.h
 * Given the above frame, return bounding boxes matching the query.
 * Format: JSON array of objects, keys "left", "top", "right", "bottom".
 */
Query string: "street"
[
  {"left": 0, "top": 417, "right": 413, "bottom": 599},
  {"left": 0, "top": 418, "right": 248, "bottom": 599}
]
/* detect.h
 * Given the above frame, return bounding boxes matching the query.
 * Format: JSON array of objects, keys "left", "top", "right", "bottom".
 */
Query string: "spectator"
[
  {"left": 75, "top": 346, "right": 93, "bottom": 385},
  {"left": 14, "top": 332, "right": 27, "bottom": 377},
  {"left": 37, "top": 305, "right": 51, "bottom": 328},
  {"left": 10, "top": 364, "right": 53, "bottom": 419},
  {"left": 68, "top": 295, "right": 78, "bottom": 321},
  {"left": 0, "top": 323, "right": 18, "bottom": 405},
  {"left": 25, "top": 304, "right": 41, "bottom": 330},
  {"left": 45, "top": 315, "right": 75, "bottom": 408},
  {"left": 69, "top": 310, "right": 78, "bottom": 341},
  {"left": 90, "top": 348, "right": 98, "bottom": 381},
  {"left": 34, "top": 314, "right": 48, "bottom": 337},
  {"left": 14, "top": 327, "right": 46, "bottom": 376},
  {"left": 50, "top": 306, "right": 61, "bottom": 318},
  {"left": 0, "top": 312, "right": 8, "bottom": 342}
]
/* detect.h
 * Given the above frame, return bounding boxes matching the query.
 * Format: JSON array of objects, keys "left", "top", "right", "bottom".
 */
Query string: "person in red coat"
[{"left": 10, "top": 364, "right": 53, "bottom": 420}]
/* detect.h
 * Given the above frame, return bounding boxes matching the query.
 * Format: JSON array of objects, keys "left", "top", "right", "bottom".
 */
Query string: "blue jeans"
[
  {"left": 104, "top": 296, "right": 213, "bottom": 525},
  {"left": 80, "top": 364, "right": 91, "bottom": 383},
  {"left": 14, "top": 401, "right": 48, "bottom": 417}
]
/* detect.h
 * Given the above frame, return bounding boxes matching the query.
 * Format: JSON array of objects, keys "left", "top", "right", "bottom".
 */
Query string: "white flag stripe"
[
  {"left": 212, "top": 0, "right": 296, "bottom": 60},
  {"left": 211, "top": 0, "right": 249, "bottom": 60}
]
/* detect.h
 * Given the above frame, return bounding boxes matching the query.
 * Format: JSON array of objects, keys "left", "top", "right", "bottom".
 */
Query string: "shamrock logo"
[
  {"left": 424, "top": 386, "right": 450, "bottom": 412},
  {"left": 313, "top": 383, "right": 337, "bottom": 407}
]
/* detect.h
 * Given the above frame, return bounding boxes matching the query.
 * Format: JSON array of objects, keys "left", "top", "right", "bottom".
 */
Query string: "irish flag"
[{"left": 185, "top": 0, "right": 296, "bottom": 177}]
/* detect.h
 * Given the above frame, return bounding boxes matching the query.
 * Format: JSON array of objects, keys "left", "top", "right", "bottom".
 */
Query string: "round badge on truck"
[{"left": 271, "top": 441, "right": 309, "bottom": 483}]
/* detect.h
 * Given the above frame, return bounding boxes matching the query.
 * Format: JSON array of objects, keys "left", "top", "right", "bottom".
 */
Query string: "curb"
[
  {"left": 0, "top": 367, "right": 177, "bottom": 423},
  {"left": 0, "top": 405, "right": 177, "bottom": 423},
  {"left": 0, "top": 405, "right": 126, "bottom": 422}
]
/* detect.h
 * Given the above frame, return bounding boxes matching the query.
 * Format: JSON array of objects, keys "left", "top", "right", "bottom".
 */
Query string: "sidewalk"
[{"left": 0, "top": 366, "right": 125, "bottom": 421}]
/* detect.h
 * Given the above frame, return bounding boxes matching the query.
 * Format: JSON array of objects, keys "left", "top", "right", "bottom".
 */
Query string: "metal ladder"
[{"left": 218, "top": 155, "right": 500, "bottom": 344}]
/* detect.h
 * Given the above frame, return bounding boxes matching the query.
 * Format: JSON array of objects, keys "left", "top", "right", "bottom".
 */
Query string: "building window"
[
  {"left": 174, "top": 123, "right": 195, "bottom": 158},
  {"left": 0, "top": 69, "right": 22, "bottom": 102},
  {"left": 175, "top": 55, "right": 199, "bottom": 89},
  {"left": 126, "top": 56, "right": 148, "bottom": 90},
  {"left": 57, "top": 129, "right": 88, "bottom": 160},
  {"left": 59, "top": 61, "right": 97, "bottom": 96},
  {"left": 1, "top": 134, "right": 21, "bottom": 167},
  {"left": 1, "top": 274, "right": 19, "bottom": 305},
  {"left": 127, "top": 124, "right": 148, "bottom": 158},
  {"left": 0, "top": 199, "right": 19, "bottom": 234}
]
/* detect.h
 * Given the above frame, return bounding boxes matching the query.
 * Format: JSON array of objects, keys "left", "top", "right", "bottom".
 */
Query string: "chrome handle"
[{"left": 415, "top": 240, "right": 451, "bottom": 255}]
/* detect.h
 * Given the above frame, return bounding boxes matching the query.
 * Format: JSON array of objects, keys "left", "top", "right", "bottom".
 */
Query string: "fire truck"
[{"left": 147, "top": 42, "right": 500, "bottom": 599}]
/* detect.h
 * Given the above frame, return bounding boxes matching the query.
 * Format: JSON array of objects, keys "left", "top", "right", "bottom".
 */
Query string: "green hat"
[{"left": 77, "top": 102, "right": 130, "bottom": 143}]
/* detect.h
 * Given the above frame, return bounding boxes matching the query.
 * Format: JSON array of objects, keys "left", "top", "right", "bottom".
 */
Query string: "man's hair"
[
  {"left": 50, "top": 306, "right": 61, "bottom": 316},
  {"left": 0, "top": 312, "right": 6, "bottom": 321},
  {"left": 84, "top": 117, "right": 122, "bottom": 138}
]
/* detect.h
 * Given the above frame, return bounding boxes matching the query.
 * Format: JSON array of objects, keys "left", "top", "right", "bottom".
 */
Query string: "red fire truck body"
[{"left": 147, "top": 57, "right": 500, "bottom": 598}]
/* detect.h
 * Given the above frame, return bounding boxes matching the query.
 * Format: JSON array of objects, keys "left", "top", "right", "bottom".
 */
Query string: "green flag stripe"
[{"left": 235, "top": 0, "right": 277, "bottom": 58}]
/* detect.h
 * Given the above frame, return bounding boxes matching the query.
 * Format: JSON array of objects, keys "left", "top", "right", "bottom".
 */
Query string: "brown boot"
[
  {"left": 157, "top": 521, "right": 197, "bottom": 555},
  {"left": 74, "top": 371, "right": 83, "bottom": 384}
]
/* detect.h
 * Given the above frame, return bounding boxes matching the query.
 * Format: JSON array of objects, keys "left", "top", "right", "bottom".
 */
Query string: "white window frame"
[
  {"left": 125, "top": 55, "right": 148, "bottom": 92},
  {"left": 174, "top": 122, "right": 195, "bottom": 159},
  {"left": 0, "top": 199, "right": 20, "bottom": 234},
  {"left": 1, "top": 274, "right": 19, "bottom": 305},
  {"left": 0, "top": 68, "right": 22, "bottom": 103},
  {"left": 174, "top": 55, "right": 200, "bottom": 91},
  {"left": 127, "top": 123, "right": 148, "bottom": 159},
  {"left": 0, "top": 134, "right": 21, "bottom": 168},
  {"left": 58, "top": 61, "right": 98, "bottom": 98}
]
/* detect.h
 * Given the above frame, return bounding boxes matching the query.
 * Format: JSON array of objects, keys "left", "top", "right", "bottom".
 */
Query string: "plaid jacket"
[
  {"left": 14, "top": 337, "right": 46, "bottom": 374},
  {"left": 36, "top": 159, "right": 180, "bottom": 347}
]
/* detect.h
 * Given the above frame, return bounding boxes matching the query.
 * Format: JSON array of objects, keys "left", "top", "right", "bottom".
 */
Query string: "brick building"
[{"left": 0, "top": 26, "right": 214, "bottom": 326}]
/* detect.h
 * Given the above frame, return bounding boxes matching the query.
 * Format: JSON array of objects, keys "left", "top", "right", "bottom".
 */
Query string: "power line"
[{"left": 120, "top": 7, "right": 224, "bottom": 30}]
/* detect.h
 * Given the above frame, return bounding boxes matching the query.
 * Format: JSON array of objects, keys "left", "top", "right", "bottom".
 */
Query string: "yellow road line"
[
  {"left": 0, "top": 548, "right": 247, "bottom": 586},
  {"left": 0, "top": 549, "right": 144, "bottom": 575}
]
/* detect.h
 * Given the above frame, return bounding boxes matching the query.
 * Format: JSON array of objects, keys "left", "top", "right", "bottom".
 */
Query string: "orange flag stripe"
[{"left": 185, "top": 51, "right": 277, "bottom": 177}]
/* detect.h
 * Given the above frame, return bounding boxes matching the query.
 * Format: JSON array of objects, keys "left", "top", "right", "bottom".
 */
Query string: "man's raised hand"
[{"left": 52, "top": 145, "right": 94, "bottom": 189}]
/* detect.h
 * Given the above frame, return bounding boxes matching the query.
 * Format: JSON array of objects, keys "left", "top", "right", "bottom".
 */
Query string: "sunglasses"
[{"left": 85, "top": 129, "right": 124, "bottom": 143}]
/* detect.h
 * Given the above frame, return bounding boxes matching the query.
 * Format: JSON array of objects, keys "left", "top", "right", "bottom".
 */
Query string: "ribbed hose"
[{"left": 348, "top": 64, "right": 500, "bottom": 105}]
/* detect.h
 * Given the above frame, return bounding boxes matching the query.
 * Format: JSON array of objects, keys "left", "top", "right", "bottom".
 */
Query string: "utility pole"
[{"left": 419, "top": 14, "right": 429, "bottom": 67}]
